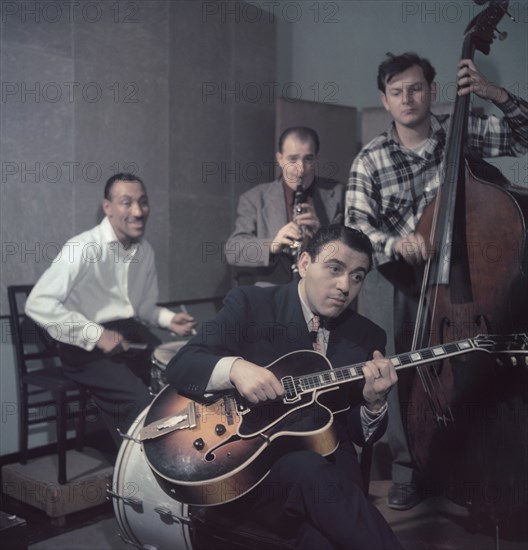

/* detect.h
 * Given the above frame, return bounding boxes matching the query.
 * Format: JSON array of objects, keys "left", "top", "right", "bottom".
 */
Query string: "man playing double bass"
[{"left": 346, "top": 51, "right": 528, "bottom": 510}]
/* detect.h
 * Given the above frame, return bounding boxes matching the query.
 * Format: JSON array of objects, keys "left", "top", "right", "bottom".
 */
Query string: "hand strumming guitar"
[{"left": 229, "top": 359, "right": 285, "bottom": 404}]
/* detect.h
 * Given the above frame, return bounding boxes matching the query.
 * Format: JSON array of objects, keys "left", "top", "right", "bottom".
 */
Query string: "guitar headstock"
[
  {"left": 473, "top": 333, "right": 528, "bottom": 366},
  {"left": 464, "top": 0, "right": 510, "bottom": 54}
]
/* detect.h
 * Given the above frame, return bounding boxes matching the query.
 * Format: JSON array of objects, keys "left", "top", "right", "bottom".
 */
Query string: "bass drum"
[{"left": 111, "top": 407, "right": 194, "bottom": 549}]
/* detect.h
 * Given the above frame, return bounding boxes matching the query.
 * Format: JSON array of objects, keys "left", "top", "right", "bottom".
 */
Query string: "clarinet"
[{"left": 290, "top": 180, "right": 305, "bottom": 274}]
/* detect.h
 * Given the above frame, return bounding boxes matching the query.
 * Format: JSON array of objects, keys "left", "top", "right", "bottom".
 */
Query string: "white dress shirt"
[{"left": 26, "top": 217, "right": 174, "bottom": 351}]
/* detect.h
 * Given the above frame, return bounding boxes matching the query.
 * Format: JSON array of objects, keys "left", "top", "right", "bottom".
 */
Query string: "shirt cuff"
[
  {"left": 157, "top": 307, "right": 175, "bottom": 329},
  {"left": 206, "top": 357, "right": 239, "bottom": 392},
  {"left": 494, "top": 91, "right": 518, "bottom": 114},
  {"left": 361, "top": 402, "right": 388, "bottom": 441}
]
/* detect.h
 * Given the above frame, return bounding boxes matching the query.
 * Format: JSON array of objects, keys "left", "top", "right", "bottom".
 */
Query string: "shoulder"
[
  {"left": 65, "top": 222, "right": 100, "bottom": 244},
  {"left": 139, "top": 237, "right": 154, "bottom": 254},
  {"left": 58, "top": 223, "right": 101, "bottom": 261},
  {"left": 341, "top": 308, "right": 386, "bottom": 347},
  {"left": 239, "top": 180, "right": 280, "bottom": 199},
  {"left": 225, "top": 282, "right": 284, "bottom": 304},
  {"left": 352, "top": 133, "right": 394, "bottom": 174},
  {"left": 358, "top": 132, "right": 391, "bottom": 157}
]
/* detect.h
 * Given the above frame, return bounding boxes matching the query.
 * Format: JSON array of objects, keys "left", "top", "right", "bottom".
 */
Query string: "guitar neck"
[{"left": 287, "top": 338, "right": 482, "bottom": 396}]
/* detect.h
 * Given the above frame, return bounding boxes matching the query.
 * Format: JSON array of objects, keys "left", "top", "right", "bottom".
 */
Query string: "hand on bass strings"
[{"left": 457, "top": 59, "right": 508, "bottom": 104}]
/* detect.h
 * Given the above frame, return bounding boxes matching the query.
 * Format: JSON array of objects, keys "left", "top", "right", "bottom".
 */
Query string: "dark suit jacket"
[
  {"left": 166, "top": 281, "right": 387, "bottom": 447},
  {"left": 225, "top": 177, "right": 345, "bottom": 285}
]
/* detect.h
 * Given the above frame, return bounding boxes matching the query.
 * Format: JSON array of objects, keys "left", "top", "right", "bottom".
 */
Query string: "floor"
[
  {"left": 1, "top": 479, "right": 526, "bottom": 550},
  {"left": 1, "top": 439, "right": 527, "bottom": 550}
]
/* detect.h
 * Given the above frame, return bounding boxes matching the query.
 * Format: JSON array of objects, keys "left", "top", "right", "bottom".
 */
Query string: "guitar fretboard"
[{"left": 294, "top": 338, "right": 476, "bottom": 393}]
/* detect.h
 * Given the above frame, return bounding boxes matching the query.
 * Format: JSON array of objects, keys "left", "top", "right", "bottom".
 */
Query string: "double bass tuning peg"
[{"left": 495, "top": 29, "right": 508, "bottom": 41}]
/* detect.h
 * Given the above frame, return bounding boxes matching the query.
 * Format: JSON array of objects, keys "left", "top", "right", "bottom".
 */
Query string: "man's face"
[
  {"left": 276, "top": 135, "right": 317, "bottom": 191},
  {"left": 381, "top": 65, "right": 436, "bottom": 130},
  {"left": 298, "top": 240, "right": 370, "bottom": 318},
  {"left": 102, "top": 179, "right": 150, "bottom": 247}
]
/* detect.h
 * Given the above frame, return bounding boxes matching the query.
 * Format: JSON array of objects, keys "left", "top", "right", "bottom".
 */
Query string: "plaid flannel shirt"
[{"left": 346, "top": 93, "right": 528, "bottom": 267}]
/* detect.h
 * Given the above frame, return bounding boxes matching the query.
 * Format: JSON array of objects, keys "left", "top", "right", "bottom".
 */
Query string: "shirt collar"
[
  {"left": 297, "top": 281, "right": 332, "bottom": 333},
  {"left": 100, "top": 216, "right": 140, "bottom": 251},
  {"left": 101, "top": 216, "right": 119, "bottom": 244},
  {"left": 386, "top": 113, "right": 445, "bottom": 152},
  {"left": 297, "top": 281, "right": 314, "bottom": 327}
]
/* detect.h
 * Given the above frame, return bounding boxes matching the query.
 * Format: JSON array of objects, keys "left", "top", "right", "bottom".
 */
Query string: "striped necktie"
[{"left": 310, "top": 314, "right": 322, "bottom": 353}]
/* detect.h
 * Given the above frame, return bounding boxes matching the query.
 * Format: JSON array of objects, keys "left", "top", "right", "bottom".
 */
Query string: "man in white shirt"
[{"left": 26, "top": 173, "right": 196, "bottom": 446}]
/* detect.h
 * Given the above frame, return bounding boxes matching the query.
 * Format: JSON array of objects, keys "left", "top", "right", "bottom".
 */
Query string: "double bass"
[{"left": 406, "top": 0, "right": 528, "bottom": 534}]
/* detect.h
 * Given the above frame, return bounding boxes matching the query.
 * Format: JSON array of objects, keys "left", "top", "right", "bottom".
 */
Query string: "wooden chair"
[{"left": 7, "top": 285, "right": 91, "bottom": 484}]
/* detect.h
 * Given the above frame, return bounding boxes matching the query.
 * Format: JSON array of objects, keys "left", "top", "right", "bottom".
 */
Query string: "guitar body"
[
  {"left": 142, "top": 351, "right": 341, "bottom": 506},
  {"left": 140, "top": 336, "right": 527, "bottom": 507}
]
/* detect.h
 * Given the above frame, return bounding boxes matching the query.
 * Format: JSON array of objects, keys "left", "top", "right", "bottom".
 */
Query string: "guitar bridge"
[{"left": 138, "top": 402, "right": 197, "bottom": 441}]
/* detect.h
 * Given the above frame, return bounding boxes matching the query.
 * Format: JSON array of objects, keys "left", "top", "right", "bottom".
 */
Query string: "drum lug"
[
  {"left": 154, "top": 506, "right": 192, "bottom": 525},
  {"left": 117, "top": 428, "right": 141, "bottom": 444},
  {"left": 107, "top": 487, "right": 143, "bottom": 510}
]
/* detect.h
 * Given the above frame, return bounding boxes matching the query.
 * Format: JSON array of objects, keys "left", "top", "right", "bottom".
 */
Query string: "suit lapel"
[
  {"left": 273, "top": 281, "right": 313, "bottom": 352},
  {"left": 326, "top": 310, "right": 362, "bottom": 368}
]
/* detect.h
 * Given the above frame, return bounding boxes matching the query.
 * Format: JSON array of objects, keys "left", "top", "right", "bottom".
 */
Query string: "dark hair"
[
  {"left": 104, "top": 173, "right": 145, "bottom": 200},
  {"left": 306, "top": 225, "right": 373, "bottom": 270},
  {"left": 277, "top": 127, "right": 320, "bottom": 154},
  {"left": 377, "top": 52, "right": 436, "bottom": 93}
]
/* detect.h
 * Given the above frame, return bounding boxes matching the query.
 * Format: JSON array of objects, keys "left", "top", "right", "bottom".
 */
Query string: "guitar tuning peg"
[
  {"left": 510, "top": 357, "right": 517, "bottom": 366},
  {"left": 495, "top": 357, "right": 504, "bottom": 367},
  {"left": 497, "top": 30, "right": 508, "bottom": 41}
]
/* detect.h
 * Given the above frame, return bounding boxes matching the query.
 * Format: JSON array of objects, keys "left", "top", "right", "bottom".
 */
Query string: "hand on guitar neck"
[{"left": 362, "top": 350, "right": 398, "bottom": 413}]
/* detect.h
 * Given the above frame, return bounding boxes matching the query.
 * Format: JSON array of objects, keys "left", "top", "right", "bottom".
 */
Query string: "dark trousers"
[
  {"left": 358, "top": 264, "right": 421, "bottom": 485},
  {"left": 221, "top": 444, "right": 403, "bottom": 550},
  {"left": 58, "top": 319, "right": 161, "bottom": 447}
]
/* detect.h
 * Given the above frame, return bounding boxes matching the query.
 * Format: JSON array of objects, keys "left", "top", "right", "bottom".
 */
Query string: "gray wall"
[
  {"left": 167, "top": 2, "right": 276, "bottom": 299},
  {"left": 0, "top": 0, "right": 276, "bottom": 314},
  {"left": 1, "top": 0, "right": 526, "bottom": 455},
  {"left": 0, "top": 0, "right": 276, "bottom": 455}
]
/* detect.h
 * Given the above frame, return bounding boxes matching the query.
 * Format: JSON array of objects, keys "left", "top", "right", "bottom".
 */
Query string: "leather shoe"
[{"left": 387, "top": 482, "right": 421, "bottom": 510}]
